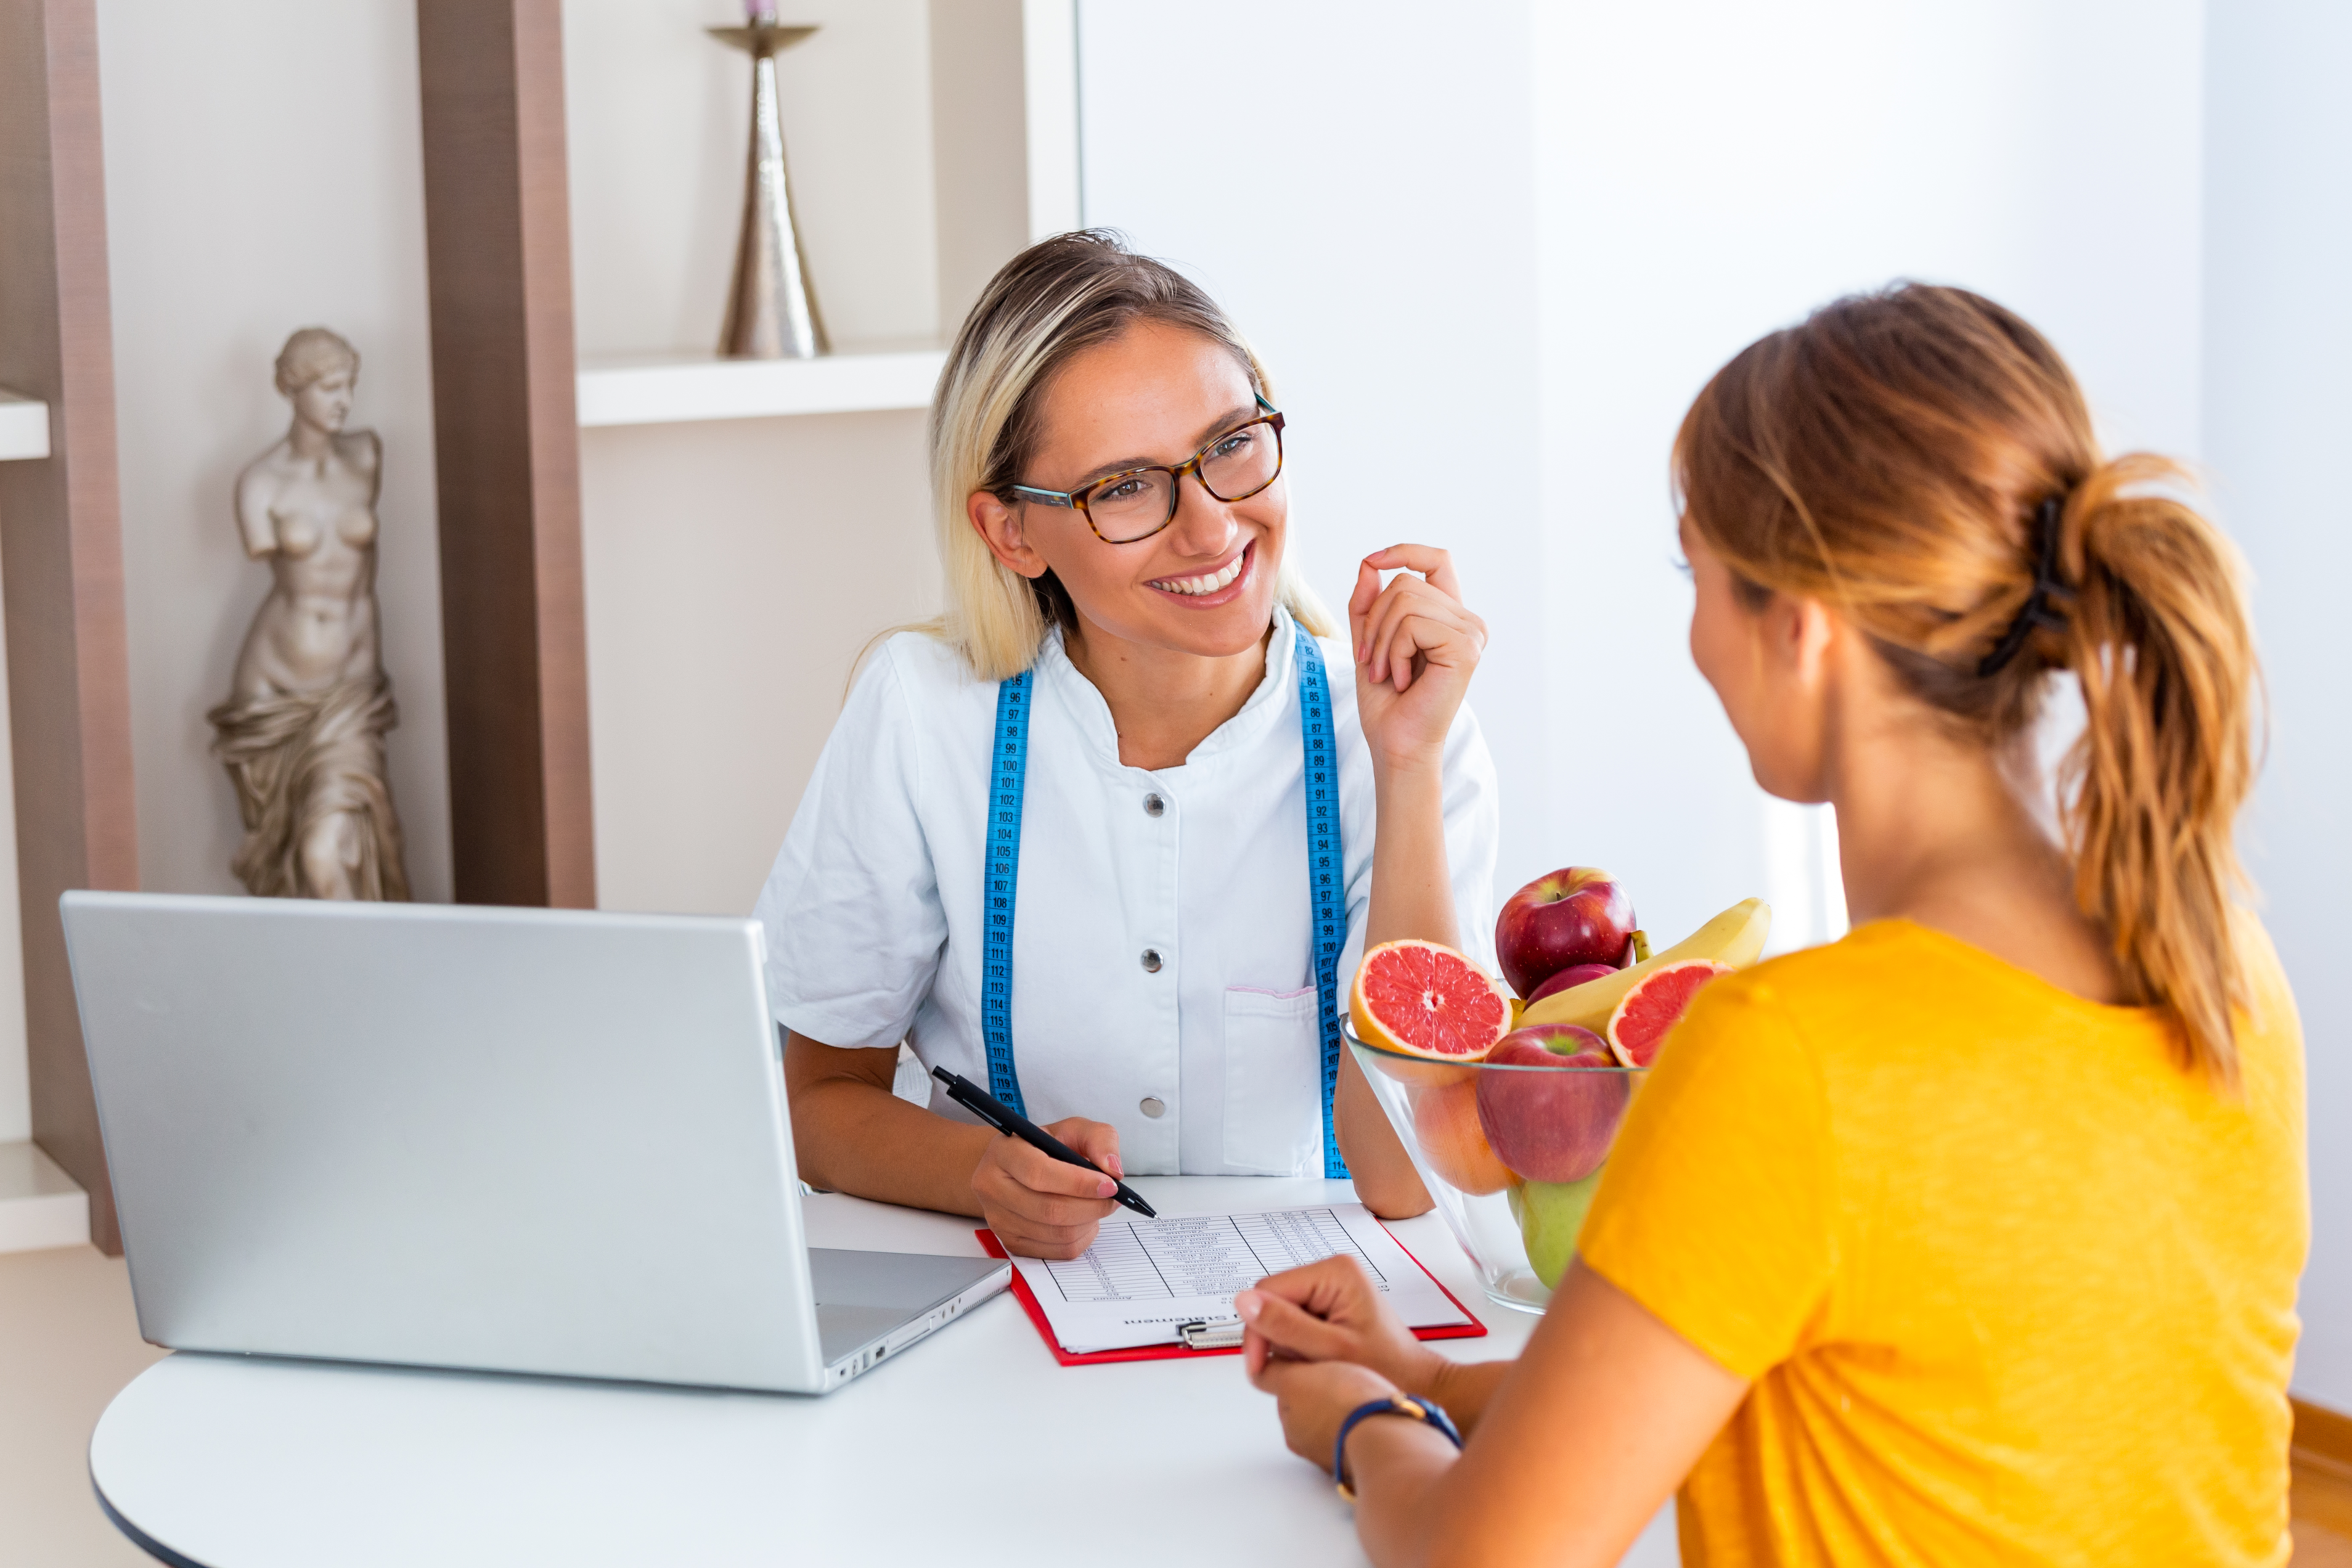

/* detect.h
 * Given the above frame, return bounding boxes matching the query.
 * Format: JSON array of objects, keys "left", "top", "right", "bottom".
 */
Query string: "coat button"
[
  {"left": 1140, "top": 1096, "right": 1166, "bottom": 1119},
  {"left": 1143, "top": 792, "right": 1165, "bottom": 817},
  {"left": 1140, "top": 949, "right": 1162, "bottom": 973}
]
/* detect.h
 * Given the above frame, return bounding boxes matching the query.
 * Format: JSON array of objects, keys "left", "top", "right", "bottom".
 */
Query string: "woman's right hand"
[
  {"left": 971, "top": 1118, "right": 1124, "bottom": 1259},
  {"left": 1349, "top": 544, "right": 1486, "bottom": 775},
  {"left": 1236, "top": 1254, "right": 1448, "bottom": 1395}
]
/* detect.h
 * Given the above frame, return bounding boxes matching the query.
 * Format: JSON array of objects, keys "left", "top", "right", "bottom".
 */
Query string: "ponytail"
[
  {"left": 2057, "top": 458, "right": 2256, "bottom": 1081},
  {"left": 1675, "top": 283, "right": 2260, "bottom": 1083}
]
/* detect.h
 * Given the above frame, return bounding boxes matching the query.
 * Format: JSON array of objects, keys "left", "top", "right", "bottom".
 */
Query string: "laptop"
[{"left": 61, "top": 891, "right": 1008, "bottom": 1395}]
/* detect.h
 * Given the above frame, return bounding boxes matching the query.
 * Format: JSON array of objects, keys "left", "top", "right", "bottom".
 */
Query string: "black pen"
[{"left": 931, "top": 1066, "right": 1158, "bottom": 1218}]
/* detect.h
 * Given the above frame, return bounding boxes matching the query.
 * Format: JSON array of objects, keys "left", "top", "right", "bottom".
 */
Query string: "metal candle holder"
[{"left": 708, "top": 15, "right": 828, "bottom": 359}]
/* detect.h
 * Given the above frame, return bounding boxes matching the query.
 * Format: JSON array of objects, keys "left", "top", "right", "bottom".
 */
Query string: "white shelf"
[
  {"left": 576, "top": 348, "right": 947, "bottom": 429},
  {"left": 0, "top": 388, "right": 50, "bottom": 460},
  {"left": 0, "top": 1140, "right": 87, "bottom": 1252}
]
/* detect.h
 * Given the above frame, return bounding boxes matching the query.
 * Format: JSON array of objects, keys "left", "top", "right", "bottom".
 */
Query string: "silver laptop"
[{"left": 62, "top": 891, "right": 1008, "bottom": 1395}]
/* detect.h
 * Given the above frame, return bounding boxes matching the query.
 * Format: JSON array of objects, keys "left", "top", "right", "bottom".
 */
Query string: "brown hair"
[{"left": 1674, "top": 283, "right": 2258, "bottom": 1081}]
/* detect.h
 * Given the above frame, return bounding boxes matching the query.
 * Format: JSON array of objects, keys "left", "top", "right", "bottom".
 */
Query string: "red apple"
[
  {"left": 1474, "top": 1024, "right": 1630, "bottom": 1184},
  {"left": 1494, "top": 867, "right": 1637, "bottom": 998},
  {"left": 1525, "top": 962, "right": 1622, "bottom": 1005}
]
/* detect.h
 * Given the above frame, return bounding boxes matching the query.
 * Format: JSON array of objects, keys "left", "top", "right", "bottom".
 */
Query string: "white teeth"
[{"left": 1152, "top": 552, "right": 1246, "bottom": 596}]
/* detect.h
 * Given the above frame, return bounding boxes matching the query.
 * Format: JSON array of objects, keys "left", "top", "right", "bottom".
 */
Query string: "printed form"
[{"left": 1008, "top": 1203, "right": 1472, "bottom": 1355}]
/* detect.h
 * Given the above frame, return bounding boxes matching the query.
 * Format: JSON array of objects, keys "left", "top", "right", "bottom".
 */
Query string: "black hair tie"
[{"left": 1977, "top": 493, "right": 2073, "bottom": 677}]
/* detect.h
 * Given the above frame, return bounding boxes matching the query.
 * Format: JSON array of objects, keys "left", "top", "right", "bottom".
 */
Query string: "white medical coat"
[{"left": 754, "top": 605, "right": 1500, "bottom": 1175}]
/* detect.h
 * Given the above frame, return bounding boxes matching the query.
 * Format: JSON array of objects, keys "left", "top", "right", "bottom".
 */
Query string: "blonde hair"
[
  {"left": 922, "top": 230, "right": 1334, "bottom": 681},
  {"left": 1675, "top": 283, "right": 2259, "bottom": 1083}
]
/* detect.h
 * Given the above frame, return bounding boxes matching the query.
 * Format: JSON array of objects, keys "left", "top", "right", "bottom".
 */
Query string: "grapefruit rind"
[
  {"left": 1519, "top": 898, "right": 1771, "bottom": 1034},
  {"left": 1349, "top": 939, "right": 1514, "bottom": 1067},
  {"left": 1603, "top": 958, "right": 1732, "bottom": 1068},
  {"left": 1410, "top": 1079, "right": 1516, "bottom": 1196}
]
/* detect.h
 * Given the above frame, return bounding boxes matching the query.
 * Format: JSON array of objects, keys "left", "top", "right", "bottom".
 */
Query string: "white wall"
[
  {"left": 94, "top": 0, "right": 452, "bottom": 903},
  {"left": 2204, "top": 0, "right": 2352, "bottom": 1413},
  {"left": 1079, "top": 0, "right": 2203, "bottom": 951},
  {"left": 1530, "top": 0, "right": 2205, "bottom": 949},
  {"left": 1077, "top": 0, "right": 1551, "bottom": 886}
]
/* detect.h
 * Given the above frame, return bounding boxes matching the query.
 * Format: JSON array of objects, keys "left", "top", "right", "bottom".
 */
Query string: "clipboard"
[{"left": 976, "top": 1222, "right": 1488, "bottom": 1367}]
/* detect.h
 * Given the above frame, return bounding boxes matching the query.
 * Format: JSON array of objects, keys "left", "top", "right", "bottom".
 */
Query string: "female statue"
[{"left": 208, "top": 327, "right": 410, "bottom": 901}]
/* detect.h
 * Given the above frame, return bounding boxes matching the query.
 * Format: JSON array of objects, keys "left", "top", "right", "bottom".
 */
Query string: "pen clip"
[
  {"left": 1176, "top": 1319, "right": 1246, "bottom": 1351},
  {"left": 935, "top": 1069, "right": 1001, "bottom": 1124}
]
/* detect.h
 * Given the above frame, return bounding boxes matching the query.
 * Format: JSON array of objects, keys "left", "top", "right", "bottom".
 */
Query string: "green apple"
[{"left": 1508, "top": 1171, "right": 1604, "bottom": 1290}]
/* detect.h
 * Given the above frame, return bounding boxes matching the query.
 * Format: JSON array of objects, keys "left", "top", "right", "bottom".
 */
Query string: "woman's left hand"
[
  {"left": 1349, "top": 544, "right": 1486, "bottom": 773},
  {"left": 1237, "top": 1256, "right": 1443, "bottom": 1393},
  {"left": 1249, "top": 1355, "right": 1404, "bottom": 1474}
]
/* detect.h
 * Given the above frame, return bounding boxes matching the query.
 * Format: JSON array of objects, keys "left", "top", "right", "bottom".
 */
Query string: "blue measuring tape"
[
  {"left": 981, "top": 624, "right": 1350, "bottom": 1178},
  {"left": 980, "top": 669, "right": 1032, "bottom": 1116},
  {"left": 1294, "top": 631, "right": 1349, "bottom": 1180}
]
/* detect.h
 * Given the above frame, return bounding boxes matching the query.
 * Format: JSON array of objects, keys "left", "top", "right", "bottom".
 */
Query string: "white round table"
[{"left": 89, "top": 1178, "right": 1536, "bottom": 1567}]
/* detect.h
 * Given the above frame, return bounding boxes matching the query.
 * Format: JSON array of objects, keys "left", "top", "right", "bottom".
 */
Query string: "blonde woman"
[
  {"left": 1238, "top": 285, "right": 2305, "bottom": 1564},
  {"left": 754, "top": 232, "right": 1498, "bottom": 1257}
]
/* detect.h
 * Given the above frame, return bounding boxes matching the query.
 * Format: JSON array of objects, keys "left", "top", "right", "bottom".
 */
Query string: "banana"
[{"left": 1516, "top": 898, "right": 1772, "bottom": 1034}]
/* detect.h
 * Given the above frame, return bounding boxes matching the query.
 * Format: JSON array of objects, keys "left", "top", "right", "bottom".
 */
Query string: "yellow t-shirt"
[{"left": 1578, "top": 917, "right": 2308, "bottom": 1567}]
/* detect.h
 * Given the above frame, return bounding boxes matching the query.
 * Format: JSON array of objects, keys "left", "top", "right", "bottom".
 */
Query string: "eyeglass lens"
[{"left": 1082, "top": 420, "right": 1282, "bottom": 543}]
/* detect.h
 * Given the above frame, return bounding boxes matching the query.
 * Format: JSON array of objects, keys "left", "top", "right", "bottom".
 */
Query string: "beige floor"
[{"left": 0, "top": 1246, "right": 167, "bottom": 1567}]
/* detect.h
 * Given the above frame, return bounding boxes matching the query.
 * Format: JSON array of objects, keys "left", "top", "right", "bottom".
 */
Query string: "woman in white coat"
[{"left": 756, "top": 232, "right": 1497, "bottom": 1258}]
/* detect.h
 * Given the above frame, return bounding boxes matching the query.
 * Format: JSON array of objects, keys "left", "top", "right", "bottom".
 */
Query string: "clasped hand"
[{"left": 1238, "top": 1254, "right": 1452, "bottom": 1475}]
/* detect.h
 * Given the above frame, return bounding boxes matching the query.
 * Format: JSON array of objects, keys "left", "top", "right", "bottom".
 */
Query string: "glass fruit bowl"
[{"left": 1349, "top": 1022, "right": 1647, "bottom": 1312}]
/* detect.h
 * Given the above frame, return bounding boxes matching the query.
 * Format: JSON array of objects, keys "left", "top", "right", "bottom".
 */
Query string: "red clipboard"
[{"left": 976, "top": 1222, "right": 1488, "bottom": 1367}]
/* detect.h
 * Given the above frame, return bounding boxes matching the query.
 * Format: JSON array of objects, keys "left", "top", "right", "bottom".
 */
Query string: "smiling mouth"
[{"left": 1148, "top": 542, "right": 1252, "bottom": 599}]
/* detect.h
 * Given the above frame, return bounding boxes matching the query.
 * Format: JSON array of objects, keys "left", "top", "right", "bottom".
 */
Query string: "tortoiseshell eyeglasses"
[{"left": 1006, "top": 397, "right": 1286, "bottom": 544}]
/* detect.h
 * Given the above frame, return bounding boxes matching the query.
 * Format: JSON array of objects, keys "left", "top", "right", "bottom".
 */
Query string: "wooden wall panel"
[
  {"left": 0, "top": 0, "right": 141, "bottom": 1254},
  {"left": 416, "top": 0, "right": 595, "bottom": 909}
]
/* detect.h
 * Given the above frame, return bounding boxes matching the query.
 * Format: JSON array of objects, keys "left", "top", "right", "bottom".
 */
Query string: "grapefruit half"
[
  {"left": 1604, "top": 959, "right": 1732, "bottom": 1067},
  {"left": 1349, "top": 939, "right": 1514, "bottom": 1081},
  {"left": 1410, "top": 1080, "right": 1516, "bottom": 1195}
]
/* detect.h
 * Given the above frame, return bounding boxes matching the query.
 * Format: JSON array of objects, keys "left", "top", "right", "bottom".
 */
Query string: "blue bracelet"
[{"left": 1333, "top": 1395, "right": 1463, "bottom": 1502}]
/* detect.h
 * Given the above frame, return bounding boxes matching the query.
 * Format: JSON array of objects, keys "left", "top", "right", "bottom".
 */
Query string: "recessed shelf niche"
[
  {"left": 0, "top": 391, "right": 48, "bottom": 461},
  {"left": 563, "top": 0, "right": 1077, "bottom": 410},
  {"left": 560, "top": 0, "right": 1078, "bottom": 918},
  {"left": 576, "top": 348, "right": 947, "bottom": 427}
]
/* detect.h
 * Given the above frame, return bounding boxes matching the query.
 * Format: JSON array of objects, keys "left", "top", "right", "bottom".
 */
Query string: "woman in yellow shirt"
[{"left": 1237, "top": 283, "right": 2307, "bottom": 1565}]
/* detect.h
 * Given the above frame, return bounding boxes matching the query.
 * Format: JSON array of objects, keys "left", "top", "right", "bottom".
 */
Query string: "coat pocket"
[{"left": 1222, "top": 986, "right": 1323, "bottom": 1175}]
